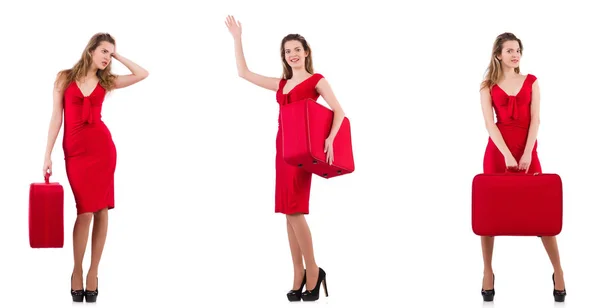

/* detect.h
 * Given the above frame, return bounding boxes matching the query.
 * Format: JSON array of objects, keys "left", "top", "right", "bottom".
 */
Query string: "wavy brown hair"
[
  {"left": 480, "top": 32, "right": 523, "bottom": 90},
  {"left": 280, "top": 34, "right": 314, "bottom": 80},
  {"left": 56, "top": 33, "right": 117, "bottom": 93}
]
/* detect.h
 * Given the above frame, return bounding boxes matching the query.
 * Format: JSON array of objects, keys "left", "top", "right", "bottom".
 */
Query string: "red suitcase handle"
[{"left": 44, "top": 172, "right": 50, "bottom": 184}]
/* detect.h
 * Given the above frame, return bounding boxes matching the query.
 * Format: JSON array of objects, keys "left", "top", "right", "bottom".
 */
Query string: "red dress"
[
  {"left": 483, "top": 74, "right": 541, "bottom": 173},
  {"left": 62, "top": 81, "right": 117, "bottom": 215},
  {"left": 275, "top": 73, "right": 324, "bottom": 215}
]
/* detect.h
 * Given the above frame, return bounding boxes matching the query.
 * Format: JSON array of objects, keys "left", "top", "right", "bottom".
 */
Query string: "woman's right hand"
[
  {"left": 225, "top": 15, "right": 242, "bottom": 39},
  {"left": 504, "top": 155, "right": 518, "bottom": 171},
  {"left": 43, "top": 157, "right": 52, "bottom": 178}
]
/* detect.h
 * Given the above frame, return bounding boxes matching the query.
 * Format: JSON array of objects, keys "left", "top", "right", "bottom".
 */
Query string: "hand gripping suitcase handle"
[
  {"left": 44, "top": 172, "right": 50, "bottom": 184},
  {"left": 504, "top": 168, "right": 540, "bottom": 176}
]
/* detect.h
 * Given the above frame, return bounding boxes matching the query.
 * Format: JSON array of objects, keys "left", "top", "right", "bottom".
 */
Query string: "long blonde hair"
[
  {"left": 56, "top": 33, "right": 117, "bottom": 93},
  {"left": 280, "top": 34, "right": 314, "bottom": 80},
  {"left": 481, "top": 32, "right": 523, "bottom": 90}
]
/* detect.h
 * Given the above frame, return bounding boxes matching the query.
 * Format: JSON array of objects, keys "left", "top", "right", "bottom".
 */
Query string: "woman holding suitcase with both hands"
[
  {"left": 479, "top": 32, "right": 566, "bottom": 302},
  {"left": 225, "top": 15, "right": 346, "bottom": 302},
  {"left": 42, "top": 33, "right": 148, "bottom": 302}
]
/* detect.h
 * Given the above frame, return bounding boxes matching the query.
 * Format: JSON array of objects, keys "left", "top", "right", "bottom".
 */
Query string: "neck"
[
  {"left": 291, "top": 67, "right": 309, "bottom": 79},
  {"left": 86, "top": 66, "right": 98, "bottom": 79},
  {"left": 502, "top": 67, "right": 517, "bottom": 79}
]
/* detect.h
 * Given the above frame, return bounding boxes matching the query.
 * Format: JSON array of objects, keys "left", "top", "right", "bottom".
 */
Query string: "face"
[
  {"left": 91, "top": 41, "right": 115, "bottom": 70},
  {"left": 283, "top": 40, "right": 308, "bottom": 69},
  {"left": 497, "top": 40, "right": 521, "bottom": 69}
]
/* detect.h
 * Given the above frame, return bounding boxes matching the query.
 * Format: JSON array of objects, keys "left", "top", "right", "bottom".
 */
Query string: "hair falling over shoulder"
[
  {"left": 55, "top": 33, "right": 118, "bottom": 93},
  {"left": 480, "top": 32, "right": 523, "bottom": 91}
]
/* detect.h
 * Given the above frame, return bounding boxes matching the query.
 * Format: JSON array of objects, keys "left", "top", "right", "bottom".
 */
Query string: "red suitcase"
[
  {"left": 29, "top": 173, "right": 64, "bottom": 248},
  {"left": 280, "top": 98, "right": 355, "bottom": 179},
  {"left": 472, "top": 172, "right": 563, "bottom": 236}
]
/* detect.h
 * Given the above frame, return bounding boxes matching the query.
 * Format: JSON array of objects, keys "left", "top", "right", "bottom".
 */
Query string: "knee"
[
  {"left": 286, "top": 213, "right": 303, "bottom": 223},
  {"left": 76, "top": 213, "right": 93, "bottom": 224},
  {"left": 93, "top": 208, "right": 108, "bottom": 218}
]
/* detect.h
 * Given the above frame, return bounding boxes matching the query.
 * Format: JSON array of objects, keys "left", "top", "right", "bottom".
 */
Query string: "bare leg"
[
  {"left": 481, "top": 236, "right": 495, "bottom": 289},
  {"left": 286, "top": 214, "right": 319, "bottom": 290},
  {"left": 72, "top": 213, "right": 93, "bottom": 290},
  {"left": 86, "top": 208, "right": 109, "bottom": 290},
  {"left": 540, "top": 236, "right": 565, "bottom": 290},
  {"left": 287, "top": 219, "right": 305, "bottom": 289}
]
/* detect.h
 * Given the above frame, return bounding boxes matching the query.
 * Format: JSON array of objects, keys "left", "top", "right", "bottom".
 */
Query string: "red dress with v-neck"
[
  {"left": 274, "top": 73, "right": 324, "bottom": 215},
  {"left": 483, "top": 74, "right": 541, "bottom": 173},
  {"left": 62, "top": 81, "right": 117, "bottom": 215}
]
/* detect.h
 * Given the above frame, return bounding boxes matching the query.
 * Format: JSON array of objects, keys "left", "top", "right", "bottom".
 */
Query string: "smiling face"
[
  {"left": 283, "top": 40, "right": 308, "bottom": 69},
  {"left": 91, "top": 41, "right": 115, "bottom": 70},
  {"left": 497, "top": 40, "right": 522, "bottom": 69}
]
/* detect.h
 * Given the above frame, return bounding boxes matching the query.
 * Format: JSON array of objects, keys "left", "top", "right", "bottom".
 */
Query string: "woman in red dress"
[
  {"left": 479, "top": 32, "right": 566, "bottom": 302},
  {"left": 225, "top": 15, "right": 346, "bottom": 302},
  {"left": 42, "top": 33, "right": 149, "bottom": 302}
]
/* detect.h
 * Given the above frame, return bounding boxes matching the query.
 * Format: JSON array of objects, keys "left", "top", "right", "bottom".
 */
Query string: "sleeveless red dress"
[
  {"left": 275, "top": 73, "right": 324, "bottom": 215},
  {"left": 483, "top": 74, "right": 541, "bottom": 173},
  {"left": 62, "top": 81, "right": 117, "bottom": 215}
]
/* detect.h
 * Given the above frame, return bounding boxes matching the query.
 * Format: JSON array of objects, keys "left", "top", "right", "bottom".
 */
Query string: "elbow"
[
  {"left": 138, "top": 69, "right": 149, "bottom": 80},
  {"left": 237, "top": 70, "right": 247, "bottom": 79}
]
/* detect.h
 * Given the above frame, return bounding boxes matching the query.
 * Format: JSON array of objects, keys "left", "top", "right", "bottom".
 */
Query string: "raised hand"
[{"left": 225, "top": 15, "right": 242, "bottom": 39}]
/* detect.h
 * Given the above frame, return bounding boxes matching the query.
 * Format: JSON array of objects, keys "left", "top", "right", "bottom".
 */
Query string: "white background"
[{"left": 0, "top": 0, "right": 598, "bottom": 307}]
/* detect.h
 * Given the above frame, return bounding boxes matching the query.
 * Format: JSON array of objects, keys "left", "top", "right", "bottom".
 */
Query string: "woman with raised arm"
[
  {"left": 478, "top": 32, "right": 566, "bottom": 303},
  {"left": 225, "top": 15, "right": 345, "bottom": 302},
  {"left": 42, "top": 33, "right": 149, "bottom": 303}
]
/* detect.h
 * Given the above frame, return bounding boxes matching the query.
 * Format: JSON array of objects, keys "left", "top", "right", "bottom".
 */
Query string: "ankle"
[
  {"left": 87, "top": 269, "right": 98, "bottom": 278},
  {"left": 72, "top": 269, "right": 84, "bottom": 276},
  {"left": 306, "top": 264, "right": 319, "bottom": 272},
  {"left": 483, "top": 269, "right": 494, "bottom": 275}
]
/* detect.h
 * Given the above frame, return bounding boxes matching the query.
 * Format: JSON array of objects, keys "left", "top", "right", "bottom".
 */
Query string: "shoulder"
[
  {"left": 54, "top": 69, "right": 71, "bottom": 90},
  {"left": 525, "top": 73, "right": 538, "bottom": 83},
  {"left": 312, "top": 73, "right": 326, "bottom": 86}
]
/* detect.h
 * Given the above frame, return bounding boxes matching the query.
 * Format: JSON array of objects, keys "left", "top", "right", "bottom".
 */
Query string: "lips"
[
  {"left": 101, "top": 61, "right": 108, "bottom": 66},
  {"left": 290, "top": 58, "right": 299, "bottom": 63}
]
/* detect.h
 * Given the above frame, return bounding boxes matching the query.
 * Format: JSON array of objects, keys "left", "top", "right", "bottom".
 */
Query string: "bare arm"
[
  {"left": 225, "top": 15, "right": 279, "bottom": 91},
  {"left": 44, "top": 73, "right": 66, "bottom": 161},
  {"left": 480, "top": 87, "right": 512, "bottom": 158},
  {"left": 524, "top": 80, "right": 541, "bottom": 153},
  {"left": 316, "top": 78, "right": 346, "bottom": 140},
  {"left": 112, "top": 53, "right": 149, "bottom": 89}
]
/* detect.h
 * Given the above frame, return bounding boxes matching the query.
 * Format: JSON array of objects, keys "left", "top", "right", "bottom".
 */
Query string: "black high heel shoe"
[
  {"left": 301, "top": 268, "right": 328, "bottom": 302},
  {"left": 481, "top": 274, "right": 495, "bottom": 302},
  {"left": 552, "top": 273, "right": 566, "bottom": 302},
  {"left": 84, "top": 277, "right": 99, "bottom": 303},
  {"left": 287, "top": 270, "right": 306, "bottom": 302},
  {"left": 70, "top": 274, "right": 84, "bottom": 302}
]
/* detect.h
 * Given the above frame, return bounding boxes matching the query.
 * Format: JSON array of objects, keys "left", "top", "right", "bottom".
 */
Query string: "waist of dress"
[{"left": 496, "top": 121, "right": 530, "bottom": 130}]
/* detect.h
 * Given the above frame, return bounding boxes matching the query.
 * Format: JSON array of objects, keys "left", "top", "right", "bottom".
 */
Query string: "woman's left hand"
[
  {"left": 518, "top": 151, "right": 532, "bottom": 172},
  {"left": 324, "top": 137, "right": 334, "bottom": 165}
]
